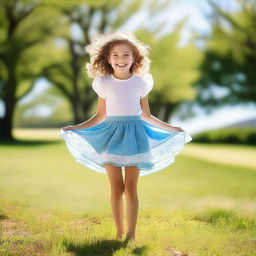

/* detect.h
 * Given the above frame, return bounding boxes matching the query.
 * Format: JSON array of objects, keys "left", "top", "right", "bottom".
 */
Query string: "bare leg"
[
  {"left": 124, "top": 166, "right": 140, "bottom": 241},
  {"left": 105, "top": 163, "right": 125, "bottom": 240}
]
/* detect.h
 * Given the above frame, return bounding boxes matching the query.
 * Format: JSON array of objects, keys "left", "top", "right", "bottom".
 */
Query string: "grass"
[
  {"left": 182, "top": 143, "right": 256, "bottom": 169},
  {"left": 0, "top": 128, "right": 256, "bottom": 256}
]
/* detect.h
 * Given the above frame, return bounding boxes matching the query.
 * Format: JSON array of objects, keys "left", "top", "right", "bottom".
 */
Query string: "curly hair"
[{"left": 84, "top": 31, "right": 151, "bottom": 78}]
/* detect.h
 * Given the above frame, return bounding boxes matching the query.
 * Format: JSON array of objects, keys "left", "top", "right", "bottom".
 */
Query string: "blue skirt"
[{"left": 60, "top": 115, "right": 192, "bottom": 177}]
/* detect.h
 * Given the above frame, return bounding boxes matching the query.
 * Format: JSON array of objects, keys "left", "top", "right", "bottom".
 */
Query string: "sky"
[{"left": 1, "top": 0, "right": 255, "bottom": 134}]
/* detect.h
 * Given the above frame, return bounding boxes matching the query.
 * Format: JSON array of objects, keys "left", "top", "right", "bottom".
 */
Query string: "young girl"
[{"left": 60, "top": 31, "right": 192, "bottom": 242}]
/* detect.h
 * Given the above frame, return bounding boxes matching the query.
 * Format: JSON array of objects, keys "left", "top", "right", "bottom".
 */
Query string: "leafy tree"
[
  {"left": 40, "top": 0, "right": 144, "bottom": 125},
  {"left": 0, "top": 0, "right": 147, "bottom": 140},
  {"left": 0, "top": 0, "right": 64, "bottom": 140},
  {"left": 193, "top": 0, "right": 256, "bottom": 113},
  {"left": 1, "top": 0, "right": 201, "bottom": 140},
  {"left": 136, "top": 25, "right": 202, "bottom": 121}
]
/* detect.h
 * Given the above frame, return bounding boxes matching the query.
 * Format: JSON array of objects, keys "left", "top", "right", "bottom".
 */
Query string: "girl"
[{"left": 60, "top": 31, "right": 192, "bottom": 242}]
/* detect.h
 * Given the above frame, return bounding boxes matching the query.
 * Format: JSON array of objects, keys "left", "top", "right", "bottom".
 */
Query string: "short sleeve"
[
  {"left": 92, "top": 75, "right": 106, "bottom": 99},
  {"left": 140, "top": 73, "right": 154, "bottom": 98}
]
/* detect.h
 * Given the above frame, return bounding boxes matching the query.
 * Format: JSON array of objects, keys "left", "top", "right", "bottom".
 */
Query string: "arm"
[
  {"left": 140, "top": 96, "right": 184, "bottom": 132},
  {"left": 62, "top": 96, "right": 106, "bottom": 131}
]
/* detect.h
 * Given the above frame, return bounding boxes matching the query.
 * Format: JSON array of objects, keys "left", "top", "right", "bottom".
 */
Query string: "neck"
[{"left": 112, "top": 72, "right": 133, "bottom": 80}]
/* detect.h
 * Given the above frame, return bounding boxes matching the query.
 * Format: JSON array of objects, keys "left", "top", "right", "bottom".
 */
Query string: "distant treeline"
[
  {"left": 15, "top": 122, "right": 72, "bottom": 129},
  {"left": 192, "top": 127, "right": 256, "bottom": 145}
]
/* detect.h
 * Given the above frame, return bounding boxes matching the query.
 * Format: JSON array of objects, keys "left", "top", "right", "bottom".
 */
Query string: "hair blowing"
[{"left": 84, "top": 32, "right": 151, "bottom": 78}]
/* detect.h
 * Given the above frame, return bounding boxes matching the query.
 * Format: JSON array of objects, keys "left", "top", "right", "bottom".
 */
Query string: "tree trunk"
[
  {"left": 0, "top": 115, "right": 13, "bottom": 141},
  {"left": 163, "top": 102, "right": 177, "bottom": 122},
  {"left": 71, "top": 97, "right": 81, "bottom": 124},
  {"left": 0, "top": 91, "right": 16, "bottom": 141}
]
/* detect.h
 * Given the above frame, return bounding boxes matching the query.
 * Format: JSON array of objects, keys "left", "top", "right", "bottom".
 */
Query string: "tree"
[
  {"left": 1, "top": 0, "right": 200, "bottom": 140},
  {"left": 193, "top": 0, "right": 256, "bottom": 113},
  {"left": 0, "top": 0, "right": 145, "bottom": 140},
  {"left": 136, "top": 23, "right": 202, "bottom": 121},
  {"left": 40, "top": 0, "right": 144, "bottom": 125},
  {"left": 0, "top": 0, "right": 64, "bottom": 140}
]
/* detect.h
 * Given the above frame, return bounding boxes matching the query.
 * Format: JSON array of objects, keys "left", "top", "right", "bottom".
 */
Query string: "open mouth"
[{"left": 116, "top": 64, "right": 127, "bottom": 68}]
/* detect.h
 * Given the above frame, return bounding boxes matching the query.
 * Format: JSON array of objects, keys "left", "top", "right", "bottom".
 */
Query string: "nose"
[{"left": 118, "top": 56, "right": 126, "bottom": 61}]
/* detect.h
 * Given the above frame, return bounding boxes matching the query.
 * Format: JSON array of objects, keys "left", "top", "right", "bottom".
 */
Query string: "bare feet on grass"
[
  {"left": 116, "top": 232, "right": 125, "bottom": 241},
  {"left": 125, "top": 232, "right": 135, "bottom": 242}
]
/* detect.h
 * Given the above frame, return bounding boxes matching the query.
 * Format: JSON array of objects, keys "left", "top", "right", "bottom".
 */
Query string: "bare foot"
[
  {"left": 116, "top": 233, "right": 125, "bottom": 241},
  {"left": 125, "top": 233, "right": 136, "bottom": 242}
]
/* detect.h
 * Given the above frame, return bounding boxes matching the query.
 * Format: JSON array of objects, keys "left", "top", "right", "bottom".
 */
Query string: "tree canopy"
[{"left": 193, "top": 0, "right": 256, "bottom": 113}]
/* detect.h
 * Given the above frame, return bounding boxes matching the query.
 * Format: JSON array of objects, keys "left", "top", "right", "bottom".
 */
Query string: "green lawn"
[{"left": 0, "top": 129, "right": 255, "bottom": 256}]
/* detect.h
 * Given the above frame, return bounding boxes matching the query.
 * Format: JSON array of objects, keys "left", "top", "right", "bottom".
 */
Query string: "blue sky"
[{"left": 1, "top": 0, "right": 255, "bottom": 134}]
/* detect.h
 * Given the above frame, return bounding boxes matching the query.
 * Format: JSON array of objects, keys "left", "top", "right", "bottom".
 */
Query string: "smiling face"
[{"left": 108, "top": 43, "right": 134, "bottom": 76}]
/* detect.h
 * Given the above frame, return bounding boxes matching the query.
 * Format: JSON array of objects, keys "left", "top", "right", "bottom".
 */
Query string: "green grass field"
[{"left": 0, "top": 129, "right": 256, "bottom": 256}]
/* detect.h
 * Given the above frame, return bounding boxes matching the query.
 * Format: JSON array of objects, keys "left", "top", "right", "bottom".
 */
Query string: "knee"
[
  {"left": 124, "top": 185, "right": 137, "bottom": 199},
  {"left": 111, "top": 184, "right": 125, "bottom": 197}
]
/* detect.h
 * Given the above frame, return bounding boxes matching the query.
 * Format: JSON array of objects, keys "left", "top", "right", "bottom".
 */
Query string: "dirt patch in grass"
[{"left": 0, "top": 215, "right": 52, "bottom": 256}]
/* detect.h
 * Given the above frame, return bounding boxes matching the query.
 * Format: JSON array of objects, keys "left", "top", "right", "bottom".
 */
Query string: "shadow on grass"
[
  {"left": 0, "top": 138, "right": 62, "bottom": 147},
  {"left": 64, "top": 237, "right": 148, "bottom": 256},
  {"left": 0, "top": 214, "right": 9, "bottom": 220}
]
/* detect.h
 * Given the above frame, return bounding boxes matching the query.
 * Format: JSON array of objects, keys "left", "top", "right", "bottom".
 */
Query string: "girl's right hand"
[
  {"left": 62, "top": 125, "right": 75, "bottom": 131},
  {"left": 173, "top": 126, "right": 184, "bottom": 132}
]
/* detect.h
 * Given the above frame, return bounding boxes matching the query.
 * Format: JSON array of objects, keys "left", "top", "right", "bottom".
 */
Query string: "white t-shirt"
[{"left": 92, "top": 73, "right": 154, "bottom": 116}]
